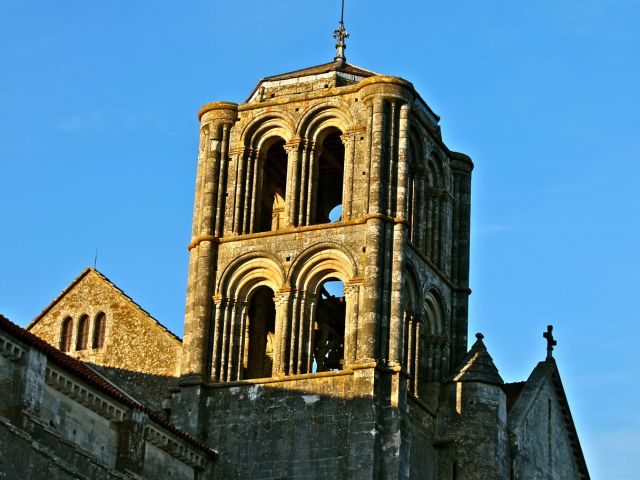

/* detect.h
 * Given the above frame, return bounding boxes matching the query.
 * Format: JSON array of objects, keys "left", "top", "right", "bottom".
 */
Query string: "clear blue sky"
[{"left": 1, "top": 1, "right": 638, "bottom": 477}]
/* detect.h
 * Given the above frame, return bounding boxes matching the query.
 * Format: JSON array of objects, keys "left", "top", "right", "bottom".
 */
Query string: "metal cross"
[
  {"left": 543, "top": 325, "right": 557, "bottom": 360},
  {"left": 333, "top": 0, "right": 349, "bottom": 66}
]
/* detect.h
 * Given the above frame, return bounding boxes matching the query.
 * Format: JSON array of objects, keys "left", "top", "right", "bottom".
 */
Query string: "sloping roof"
[
  {"left": 447, "top": 333, "right": 504, "bottom": 385},
  {"left": 508, "top": 359, "right": 590, "bottom": 479},
  {"left": 263, "top": 61, "right": 378, "bottom": 82},
  {"left": 245, "top": 60, "right": 379, "bottom": 103},
  {"left": 27, "top": 267, "right": 181, "bottom": 343},
  {"left": 503, "top": 381, "right": 526, "bottom": 412},
  {"left": 0, "top": 314, "right": 215, "bottom": 458}
]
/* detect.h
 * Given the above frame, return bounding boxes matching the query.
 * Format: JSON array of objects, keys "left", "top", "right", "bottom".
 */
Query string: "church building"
[{"left": 0, "top": 14, "right": 589, "bottom": 480}]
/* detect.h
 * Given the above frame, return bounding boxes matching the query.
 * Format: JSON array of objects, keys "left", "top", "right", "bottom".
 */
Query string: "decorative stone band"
[
  {"left": 0, "top": 332, "right": 24, "bottom": 362},
  {"left": 187, "top": 213, "right": 411, "bottom": 250},
  {"left": 45, "top": 367, "right": 125, "bottom": 422},
  {"left": 145, "top": 424, "right": 207, "bottom": 469}
]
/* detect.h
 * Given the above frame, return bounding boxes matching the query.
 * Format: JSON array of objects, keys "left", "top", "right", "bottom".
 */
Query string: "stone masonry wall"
[
  {"left": 512, "top": 380, "right": 582, "bottom": 479},
  {"left": 28, "top": 269, "right": 181, "bottom": 378},
  {"left": 198, "top": 370, "right": 379, "bottom": 480}
]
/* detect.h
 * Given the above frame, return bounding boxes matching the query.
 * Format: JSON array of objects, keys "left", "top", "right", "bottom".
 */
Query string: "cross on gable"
[{"left": 543, "top": 325, "right": 557, "bottom": 360}]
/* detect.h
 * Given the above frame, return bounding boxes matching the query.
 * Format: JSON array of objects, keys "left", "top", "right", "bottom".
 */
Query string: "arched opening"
[
  {"left": 313, "top": 130, "right": 344, "bottom": 224},
  {"left": 424, "top": 293, "right": 448, "bottom": 382},
  {"left": 257, "top": 139, "right": 288, "bottom": 232},
  {"left": 76, "top": 314, "right": 89, "bottom": 350},
  {"left": 312, "top": 279, "right": 345, "bottom": 372},
  {"left": 243, "top": 286, "right": 276, "bottom": 379},
  {"left": 92, "top": 312, "right": 106, "bottom": 349},
  {"left": 60, "top": 316, "right": 73, "bottom": 352}
]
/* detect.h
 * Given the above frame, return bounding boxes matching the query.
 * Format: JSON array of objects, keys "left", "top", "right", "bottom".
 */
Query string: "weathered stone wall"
[
  {"left": 28, "top": 269, "right": 182, "bottom": 379},
  {"left": 0, "top": 416, "right": 128, "bottom": 480},
  {"left": 512, "top": 380, "right": 582, "bottom": 479},
  {"left": 403, "top": 395, "right": 437, "bottom": 480},
  {"left": 437, "top": 381, "right": 509, "bottom": 480},
  {"left": 0, "top": 319, "right": 214, "bottom": 480},
  {"left": 193, "top": 370, "right": 381, "bottom": 480}
]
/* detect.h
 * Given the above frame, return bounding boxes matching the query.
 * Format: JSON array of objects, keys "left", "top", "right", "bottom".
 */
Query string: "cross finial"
[
  {"left": 333, "top": 0, "right": 349, "bottom": 66},
  {"left": 543, "top": 325, "right": 557, "bottom": 360}
]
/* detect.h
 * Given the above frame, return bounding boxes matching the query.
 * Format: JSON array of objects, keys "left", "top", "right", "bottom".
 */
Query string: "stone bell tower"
[{"left": 174, "top": 21, "right": 473, "bottom": 479}]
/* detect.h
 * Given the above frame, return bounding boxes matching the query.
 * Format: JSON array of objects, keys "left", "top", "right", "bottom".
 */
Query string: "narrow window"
[
  {"left": 76, "top": 314, "right": 89, "bottom": 350},
  {"left": 312, "top": 279, "right": 346, "bottom": 372},
  {"left": 257, "top": 140, "right": 288, "bottom": 233},
  {"left": 92, "top": 312, "right": 106, "bottom": 348},
  {"left": 313, "top": 130, "right": 344, "bottom": 224},
  {"left": 243, "top": 287, "right": 276, "bottom": 379},
  {"left": 60, "top": 316, "right": 73, "bottom": 352}
]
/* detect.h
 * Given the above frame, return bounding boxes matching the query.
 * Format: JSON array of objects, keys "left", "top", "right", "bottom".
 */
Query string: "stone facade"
[
  {"left": 0, "top": 315, "right": 215, "bottom": 479},
  {"left": 27, "top": 268, "right": 182, "bottom": 410}
]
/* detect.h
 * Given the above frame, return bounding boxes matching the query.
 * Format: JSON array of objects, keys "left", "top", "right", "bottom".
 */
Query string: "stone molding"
[
  {"left": 45, "top": 366, "right": 126, "bottom": 422},
  {"left": 0, "top": 332, "right": 25, "bottom": 362},
  {"left": 144, "top": 424, "right": 207, "bottom": 469}
]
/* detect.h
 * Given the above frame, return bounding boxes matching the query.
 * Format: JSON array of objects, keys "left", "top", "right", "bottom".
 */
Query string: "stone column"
[
  {"left": 227, "top": 301, "right": 247, "bottom": 381},
  {"left": 214, "top": 123, "right": 232, "bottom": 237},
  {"left": 219, "top": 298, "right": 235, "bottom": 382},
  {"left": 289, "top": 289, "right": 306, "bottom": 375},
  {"left": 210, "top": 296, "right": 226, "bottom": 382},
  {"left": 273, "top": 289, "right": 292, "bottom": 375},
  {"left": 305, "top": 297, "right": 317, "bottom": 373},
  {"left": 295, "top": 291, "right": 311, "bottom": 375},
  {"left": 242, "top": 149, "right": 257, "bottom": 234},
  {"left": 359, "top": 97, "right": 386, "bottom": 362},
  {"left": 343, "top": 283, "right": 360, "bottom": 368},
  {"left": 388, "top": 103, "right": 410, "bottom": 367},
  {"left": 232, "top": 148, "right": 250, "bottom": 234},
  {"left": 341, "top": 132, "right": 356, "bottom": 220},
  {"left": 284, "top": 140, "right": 302, "bottom": 227},
  {"left": 298, "top": 140, "right": 314, "bottom": 226},
  {"left": 306, "top": 143, "right": 321, "bottom": 225}
]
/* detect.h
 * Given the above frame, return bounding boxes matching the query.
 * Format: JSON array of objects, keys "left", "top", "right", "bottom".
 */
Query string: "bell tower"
[{"left": 175, "top": 20, "right": 473, "bottom": 478}]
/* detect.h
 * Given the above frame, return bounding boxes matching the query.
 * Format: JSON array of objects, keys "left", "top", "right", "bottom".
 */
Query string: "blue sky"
[{"left": 1, "top": 1, "right": 638, "bottom": 477}]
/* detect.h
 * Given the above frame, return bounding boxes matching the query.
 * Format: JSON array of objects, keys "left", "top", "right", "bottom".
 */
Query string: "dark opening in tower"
[
  {"left": 243, "top": 286, "right": 276, "bottom": 379},
  {"left": 257, "top": 139, "right": 288, "bottom": 232},
  {"left": 312, "top": 279, "right": 345, "bottom": 372},
  {"left": 313, "top": 130, "right": 344, "bottom": 224}
]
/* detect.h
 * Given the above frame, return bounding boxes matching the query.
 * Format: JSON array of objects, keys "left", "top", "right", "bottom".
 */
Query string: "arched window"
[
  {"left": 60, "top": 316, "right": 73, "bottom": 352},
  {"left": 424, "top": 294, "right": 449, "bottom": 383},
  {"left": 312, "top": 129, "right": 344, "bottom": 225},
  {"left": 424, "top": 154, "right": 451, "bottom": 270},
  {"left": 243, "top": 287, "right": 276, "bottom": 379},
  {"left": 256, "top": 140, "right": 288, "bottom": 233},
  {"left": 92, "top": 312, "right": 106, "bottom": 349},
  {"left": 312, "top": 279, "right": 345, "bottom": 372},
  {"left": 402, "top": 272, "right": 422, "bottom": 396},
  {"left": 76, "top": 314, "right": 89, "bottom": 350}
]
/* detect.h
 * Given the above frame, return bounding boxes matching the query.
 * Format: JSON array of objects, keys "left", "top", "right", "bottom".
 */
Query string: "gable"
[
  {"left": 27, "top": 268, "right": 182, "bottom": 378},
  {"left": 508, "top": 361, "right": 589, "bottom": 479}
]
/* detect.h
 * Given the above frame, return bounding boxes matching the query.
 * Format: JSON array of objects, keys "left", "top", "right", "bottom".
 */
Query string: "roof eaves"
[
  {"left": 27, "top": 267, "right": 93, "bottom": 330},
  {"left": 0, "top": 314, "right": 216, "bottom": 458}
]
